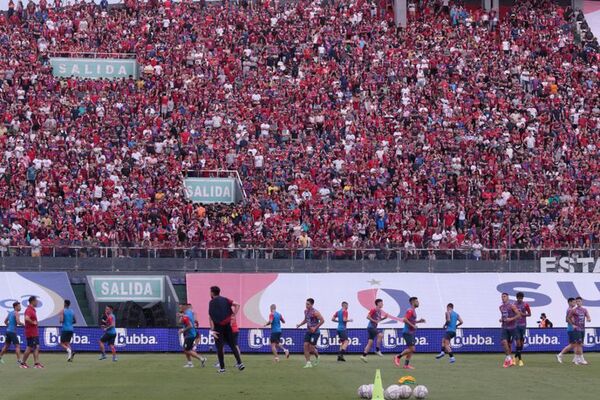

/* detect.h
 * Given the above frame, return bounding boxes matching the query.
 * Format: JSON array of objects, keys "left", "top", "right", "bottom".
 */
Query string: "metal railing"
[
  {"left": 1, "top": 245, "right": 597, "bottom": 273},
  {"left": 1, "top": 245, "right": 597, "bottom": 261}
]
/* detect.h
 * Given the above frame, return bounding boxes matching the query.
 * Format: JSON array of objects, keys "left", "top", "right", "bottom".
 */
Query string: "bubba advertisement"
[
  {"left": 186, "top": 273, "right": 600, "bottom": 329},
  {"left": 0, "top": 272, "right": 85, "bottom": 326},
  {"left": 1, "top": 327, "right": 600, "bottom": 353}
]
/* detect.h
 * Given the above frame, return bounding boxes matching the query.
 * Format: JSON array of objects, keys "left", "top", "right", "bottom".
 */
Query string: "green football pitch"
[{"left": 1, "top": 353, "right": 599, "bottom": 400}]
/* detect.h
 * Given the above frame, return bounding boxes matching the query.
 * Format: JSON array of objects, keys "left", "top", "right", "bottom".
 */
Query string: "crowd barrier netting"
[{"left": 1, "top": 328, "right": 600, "bottom": 353}]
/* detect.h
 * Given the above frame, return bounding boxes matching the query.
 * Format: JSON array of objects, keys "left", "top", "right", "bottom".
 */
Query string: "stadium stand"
[{"left": 0, "top": 0, "right": 598, "bottom": 261}]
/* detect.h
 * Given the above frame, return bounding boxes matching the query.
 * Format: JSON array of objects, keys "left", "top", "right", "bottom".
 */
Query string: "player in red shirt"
[
  {"left": 21, "top": 296, "right": 43, "bottom": 369},
  {"left": 395, "top": 297, "right": 425, "bottom": 369}
]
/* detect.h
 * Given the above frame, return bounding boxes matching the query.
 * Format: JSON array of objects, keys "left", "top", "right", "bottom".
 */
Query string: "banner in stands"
[
  {"left": 186, "top": 273, "right": 600, "bottom": 329},
  {"left": 49, "top": 57, "right": 138, "bottom": 79},
  {"left": 0, "top": 272, "right": 86, "bottom": 326},
  {"left": 183, "top": 178, "right": 237, "bottom": 204},
  {"left": 1, "top": 327, "right": 599, "bottom": 353}
]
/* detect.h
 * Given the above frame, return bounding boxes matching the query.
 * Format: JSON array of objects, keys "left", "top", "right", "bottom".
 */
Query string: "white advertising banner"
[{"left": 187, "top": 273, "right": 600, "bottom": 329}]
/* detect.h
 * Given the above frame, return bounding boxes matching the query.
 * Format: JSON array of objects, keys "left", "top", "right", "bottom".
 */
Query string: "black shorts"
[
  {"left": 304, "top": 331, "right": 320, "bottom": 345},
  {"left": 515, "top": 326, "right": 526, "bottom": 341},
  {"left": 232, "top": 332, "right": 239, "bottom": 344},
  {"left": 403, "top": 333, "right": 416, "bottom": 347},
  {"left": 445, "top": 331, "right": 456, "bottom": 340},
  {"left": 571, "top": 331, "right": 584, "bottom": 344},
  {"left": 270, "top": 332, "right": 282, "bottom": 344},
  {"left": 568, "top": 331, "right": 576, "bottom": 344},
  {"left": 4, "top": 332, "right": 20, "bottom": 346},
  {"left": 100, "top": 333, "right": 117, "bottom": 345},
  {"left": 26, "top": 336, "right": 40, "bottom": 348},
  {"left": 368, "top": 328, "right": 381, "bottom": 341},
  {"left": 61, "top": 331, "right": 74, "bottom": 343},
  {"left": 183, "top": 337, "right": 195, "bottom": 351},
  {"left": 501, "top": 328, "right": 516, "bottom": 343},
  {"left": 337, "top": 330, "right": 348, "bottom": 342}
]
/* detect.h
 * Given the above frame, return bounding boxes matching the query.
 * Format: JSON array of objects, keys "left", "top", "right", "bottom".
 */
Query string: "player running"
[
  {"left": 394, "top": 297, "right": 425, "bottom": 370},
  {"left": 435, "top": 303, "right": 463, "bottom": 363},
  {"left": 557, "top": 297, "right": 576, "bottom": 363},
  {"left": 179, "top": 303, "right": 206, "bottom": 368},
  {"left": 265, "top": 304, "right": 289, "bottom": 362},
  {"left": 59, "top": 300, "right": 77, "bottom": 362},
  {"left": 361, "top": 299, "right": 387, "bottom": 363},
  {"left": 296, "top": 298, "right": 324, "bottom": 369},
  {"left": 499, "top": 292, "right": 521, "bottom": 368},
  {"left": 332, "top": 301, "right": 352, "bottom": 362},
  {"left": 513, "top": 292, "right": 531, "bottom": 366},
  {"left": 21, "top": 296, "right": 43, "bottom": 369},
  {"left": 99, "top": 305, "right": 118, "bottom": 362},
  {"left": 0, "top": 302, "right": 22, "bottom": 365},
  {"left": 568, "top": 296, "right": 591, "bottom": 365}
]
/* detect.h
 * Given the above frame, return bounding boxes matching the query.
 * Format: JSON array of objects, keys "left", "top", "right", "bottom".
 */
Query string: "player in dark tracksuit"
[{"left": 208, "top": 286, "right": 244, "bottom": 373}]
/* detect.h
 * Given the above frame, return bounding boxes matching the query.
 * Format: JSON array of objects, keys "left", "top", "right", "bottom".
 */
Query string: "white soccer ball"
[
  {"left": 358, "top": 385, "right": 372, "bottom": 399},
  {"left": 413, "top": 385, "right": 428, "bottom": 399},
  {"left": 364, "top": 384, "right": 374, "bottom": 399},
  {"left": 398, "top": 385, "right": 413, "bottom": 399},
  {"left": 384, "top": 385, "right": 402, "bottom": 400}
]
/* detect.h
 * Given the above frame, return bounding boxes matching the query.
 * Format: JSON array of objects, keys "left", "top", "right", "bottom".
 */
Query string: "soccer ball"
[
  {"left": 398, "top": 385, "right": 413, "bottom": 399},
  {"left": 384, "top": 385, "right": 401, "bottom": 400},
  {"left": 358, "top": 385, "right": 373, "bottom": 399},
  {"left": 364, "top": 384, "right": 374, "bottom": 399},
  {"left": 413, "top": 385, "right": 428, "bottom": 399}
]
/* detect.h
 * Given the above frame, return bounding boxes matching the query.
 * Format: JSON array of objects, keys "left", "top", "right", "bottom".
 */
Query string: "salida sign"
[
  {"left": 540, "top": 256, "right": 600, "bottom": 273},
  {"left": 88, "top": 276, "right": 165, "bottom": 302},
  {"left": 49, "top": 57, "right": 138, "bottom": 79}
]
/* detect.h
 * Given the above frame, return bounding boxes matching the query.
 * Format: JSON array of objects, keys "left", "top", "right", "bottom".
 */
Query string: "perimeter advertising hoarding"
[
  {"left": 0, "top": 272, "right": 86, "bottom": 326},
  {"left": 186, "top": 273, "right": 600, "bottom": 329},
  {"left": 1, "top": 327, "right": 599, "bottom": 353}
]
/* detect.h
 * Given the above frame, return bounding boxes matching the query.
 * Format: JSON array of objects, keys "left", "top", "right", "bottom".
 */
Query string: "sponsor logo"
[
  {"left": 451, "top": 329, "right": 494, "bottom": 348},
  {"left": 0, "top": 295, "right": 44, "bottom": 310},
  {"left": 382, "top": 329, "right": 428, "bottom": 348},
  {"left": 0, "top": 334, "right": 23, "bottom": 344},
  {"left": 248, "top": 329, "right": 294, "bottom": 349},
  {"left": 44, "top": 328, "right": 90, "bottom": 347},
  {"left": 583, "top": 328, "right": 600, "bottom": 348},
  {"left": 115, "top": 328, "right": 158, "bottom": 347},
  {"left": 248, "top": 329, "right": 266, "bottom": 349},
  {"left": 522, "top": 329, "right": 559, "bottom": 348},
  {"left": 383, "top": 329, "right": 401, "bottom": 349}
]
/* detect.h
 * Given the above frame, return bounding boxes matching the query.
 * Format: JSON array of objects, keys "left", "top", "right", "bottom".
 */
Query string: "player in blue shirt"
[
  {"left": 59, "top": 300, "right": 77, "bottom": 362},
  {"left": 264, "top": 304, "right": 289, "bottom": 362},
  {"left": 179, "top": 303, "right": 207, "bottom": 368},
  {"left": 435, "top": 303, "right": 463, "bottom": 363},
  {"left": 0, "top": 302, "right": 23, "bottom": 365},
  {"left": 331, "top": 301, "right": 353, "bottom": 362}
]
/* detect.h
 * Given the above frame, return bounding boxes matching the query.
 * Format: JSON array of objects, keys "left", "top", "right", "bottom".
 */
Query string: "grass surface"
[{"left": 1, "top": 353, "right": 599, "bottom": 400}]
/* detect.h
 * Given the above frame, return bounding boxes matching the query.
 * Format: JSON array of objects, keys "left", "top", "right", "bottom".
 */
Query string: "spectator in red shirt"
[{"left": 21, "top": 296, "right": 43, "bottom": 369}]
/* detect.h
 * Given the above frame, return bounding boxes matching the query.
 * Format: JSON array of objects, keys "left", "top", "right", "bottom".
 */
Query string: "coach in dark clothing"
[{"left": 209, "top": 286, "right": 245, "bottom": 371}]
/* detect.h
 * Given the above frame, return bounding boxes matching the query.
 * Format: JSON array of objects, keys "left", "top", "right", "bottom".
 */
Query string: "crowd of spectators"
[{"left": 0, "top": 0, "right": 598, "bottom": 258}]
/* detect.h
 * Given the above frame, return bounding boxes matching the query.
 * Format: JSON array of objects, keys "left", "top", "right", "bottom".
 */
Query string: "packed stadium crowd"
[{"left": 0, "top": 0, "right": 598, "bottom": 257}]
